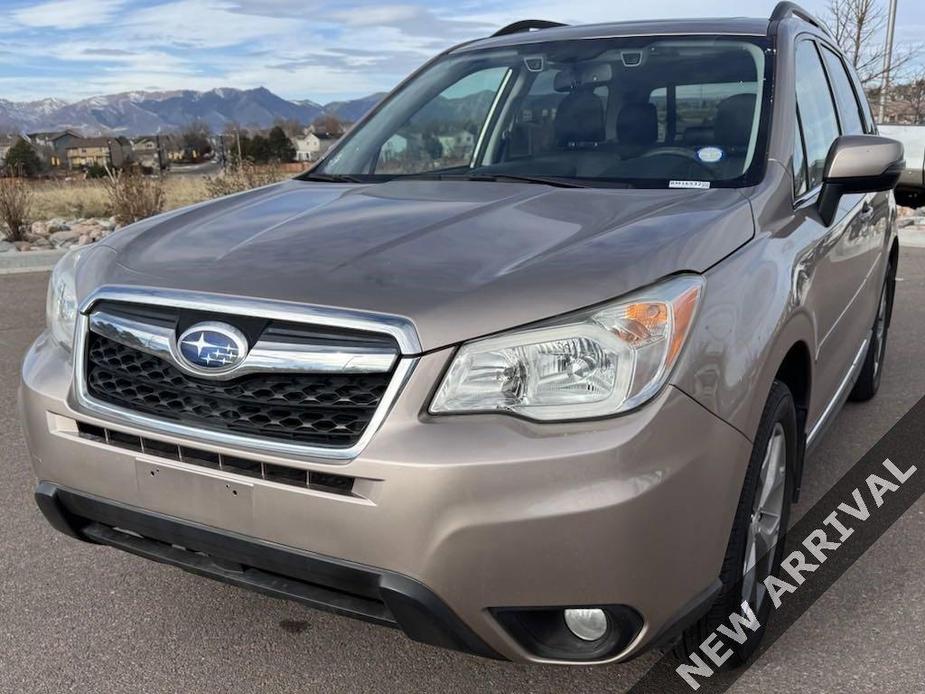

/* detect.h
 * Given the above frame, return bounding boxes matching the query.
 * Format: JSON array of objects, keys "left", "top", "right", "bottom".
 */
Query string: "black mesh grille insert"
[{"left": 85, "top": 332, "right": 392, "bottom": 447}]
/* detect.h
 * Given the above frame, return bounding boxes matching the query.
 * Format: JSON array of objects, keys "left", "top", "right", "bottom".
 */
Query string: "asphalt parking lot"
[{"left": 2, "top": 250, "right": 925, "bottom": 694}]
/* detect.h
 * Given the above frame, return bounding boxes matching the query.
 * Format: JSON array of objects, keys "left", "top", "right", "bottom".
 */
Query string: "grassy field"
[
  {"left": 26, "top": 162, "right": 299, "bottom": 222},
  {"left": 29, "top": 176, "right": 214, "bottom": 220}
]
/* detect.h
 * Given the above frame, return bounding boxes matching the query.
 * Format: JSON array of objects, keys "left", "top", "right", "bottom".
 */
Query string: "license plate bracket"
[{"left": 135, "top": 459, "right": 255, "bottom": 536}]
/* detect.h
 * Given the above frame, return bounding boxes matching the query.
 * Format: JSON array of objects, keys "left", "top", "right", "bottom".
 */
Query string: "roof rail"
[
  {"left": 492, "top": 20, "right": 567, "bottom": 38},
  {"left": 770, "top": 2, "right": 833, "bottom": 37}
]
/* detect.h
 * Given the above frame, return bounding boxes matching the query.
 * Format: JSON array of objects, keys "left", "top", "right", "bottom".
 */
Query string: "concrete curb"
[
  {"left": 0, "top": 249, "right": 66, "bottom": 275},
  {"left": 900, "top": 229, "right": 925, "bottom": 249}
]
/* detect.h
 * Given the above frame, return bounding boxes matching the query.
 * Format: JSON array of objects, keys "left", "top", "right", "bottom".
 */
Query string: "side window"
[
  {"left": 375, "top": 67, "right": 508, "bottom": 174},
  {"left": 794, "top": 114, "right": 808, "bottom": 197},
  {"left": 820, "top": 46, "right": 865, "bottom": 135},
  {"left": 794, "top": 41, "right": 840, "bottom": 190}
]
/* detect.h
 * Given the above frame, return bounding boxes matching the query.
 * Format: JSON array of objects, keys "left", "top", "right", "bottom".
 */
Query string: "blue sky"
[{"left": 0, "top": 0, "right": 922, "bottom": 103}]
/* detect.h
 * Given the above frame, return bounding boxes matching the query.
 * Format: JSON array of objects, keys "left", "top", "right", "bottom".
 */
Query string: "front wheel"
[{"left": 674, "top": 381, "right": 796, "bottom": 668}]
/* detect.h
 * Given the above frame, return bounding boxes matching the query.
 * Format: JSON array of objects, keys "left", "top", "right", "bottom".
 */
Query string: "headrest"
[
  {"left": 715, "top": 94, "right": 757, "bottom": 150},
  {"left": 553, "top": 63, "right": 613, "bottom": 92},
  {"left": 617, "top": 102, "right": 658, "bottom": 147},
  {"left": 554, "top": 91, "right": 605, "bottom": 147}
]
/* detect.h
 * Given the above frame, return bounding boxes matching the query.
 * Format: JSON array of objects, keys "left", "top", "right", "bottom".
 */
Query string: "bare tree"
[
  {"left": 824, "top": 0, "right": 920, "bottom": 88},
  {"left": 893, "top": 70, "right": 925, "bottom": 124},
  {"left": 311, "top": 114, "right": 346, "bottom": 137},
  {"left": 273, "top": 118, "right": 305, "bottom": 139}
]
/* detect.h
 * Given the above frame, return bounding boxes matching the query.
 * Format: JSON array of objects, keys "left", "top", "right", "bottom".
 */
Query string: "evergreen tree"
[
  {"left": 267, "top": 126, "right": 296, "bottom": 163},
  {"left": 3, "top": 139, "right": 42, "bottom": 177}
]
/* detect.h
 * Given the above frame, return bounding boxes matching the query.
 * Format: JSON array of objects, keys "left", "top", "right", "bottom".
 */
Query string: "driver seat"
[
  {"left": 616, "top": 102, "right": 658, "bottom": 159},
  {"left": 554, "top": 89, "right": 606, "bottom": 150}
]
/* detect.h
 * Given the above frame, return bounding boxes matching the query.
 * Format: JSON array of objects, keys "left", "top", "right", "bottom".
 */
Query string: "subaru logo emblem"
[{"left": 176, "top": 322, "right": 249, "bottom": 373}]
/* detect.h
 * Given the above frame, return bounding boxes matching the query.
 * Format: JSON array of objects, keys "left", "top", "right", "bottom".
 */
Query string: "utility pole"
[
  {"left": 156, "top": 133, "right": 164, "bottom": 171},
  {"left": 878, "top": 0, "right": 899, "bottom": 124}
]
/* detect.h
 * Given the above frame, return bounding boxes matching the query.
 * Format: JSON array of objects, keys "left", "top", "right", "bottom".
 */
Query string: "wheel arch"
[{"left": 747, "top": 313, "right": 815, "bottom": 501}]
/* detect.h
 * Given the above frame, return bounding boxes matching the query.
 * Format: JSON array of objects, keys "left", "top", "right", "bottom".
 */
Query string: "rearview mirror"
[{"left": 818, "top": 135, "right": 905, "bottom": 226}]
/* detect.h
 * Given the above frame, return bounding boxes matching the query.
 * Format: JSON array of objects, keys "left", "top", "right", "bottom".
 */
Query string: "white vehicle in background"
[{"left": 880, "top": 125, "right": 925, "bottom": 208}]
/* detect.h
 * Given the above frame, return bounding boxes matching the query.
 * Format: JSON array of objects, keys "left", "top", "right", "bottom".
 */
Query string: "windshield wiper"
[
  {"left": 301, "top": 172, "right": 367, "bottom": 183},
  {"left": 472, "top": 173, "right": 591, "bottom": 188},
  {"left": 398, "top": 172, "right": 591, "bottom": 188}
]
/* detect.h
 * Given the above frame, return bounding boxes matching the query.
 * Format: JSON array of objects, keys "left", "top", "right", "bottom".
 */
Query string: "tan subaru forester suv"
[{"left": 21, "top": 2, "right": 903, "bottom": 667}]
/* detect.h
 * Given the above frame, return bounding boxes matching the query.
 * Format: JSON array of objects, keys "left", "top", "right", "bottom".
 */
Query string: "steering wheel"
[
  {"left": 639, "top": 148, "right": 715, "bottom": 178},
  {"left": 640, "top": 147, "right": 701, "bottom": 162}
]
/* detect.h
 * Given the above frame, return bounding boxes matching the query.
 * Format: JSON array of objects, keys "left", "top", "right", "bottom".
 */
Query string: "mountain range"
[{"left": 0, "top": 87, "right": 388, "bottom": 136}]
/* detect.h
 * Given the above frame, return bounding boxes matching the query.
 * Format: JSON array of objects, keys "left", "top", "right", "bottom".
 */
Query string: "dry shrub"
[
  {"left": 163, "top": 176, "right": 210, "bottom": 210},
  {"left": 0, "top": 176, "right": 33, "bottom": 242},
  {"left": 204, "top": 162, "right": 287, "bottom": 198},
  {"left": 104, "top": 169, "right": 166, "bottom": 225}
]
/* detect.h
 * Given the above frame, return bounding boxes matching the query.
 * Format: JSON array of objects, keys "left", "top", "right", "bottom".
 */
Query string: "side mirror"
[{"left": 818, "top": 135, "right": 905, "bottom": 226}]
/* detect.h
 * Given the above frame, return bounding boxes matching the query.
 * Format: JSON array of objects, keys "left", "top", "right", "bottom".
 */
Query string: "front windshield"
[{"left": 315, "top": 35, "right": 772, "bottom": 188}]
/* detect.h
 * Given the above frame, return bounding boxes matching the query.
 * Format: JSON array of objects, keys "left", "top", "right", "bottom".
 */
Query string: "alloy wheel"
[
  {"left": 741, "top": 423, "right": 787, "bottom": 614},
  {"left": 873, "top": 286, "right": 889, "bottom": 378}
]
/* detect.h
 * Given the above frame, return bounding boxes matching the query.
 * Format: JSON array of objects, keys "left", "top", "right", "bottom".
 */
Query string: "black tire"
[
  {"left": 674, "top": 381, "right": 797, "bottom": 668},
  {"left": 849, "top": 257, "right": 896, "bottom": 402}
]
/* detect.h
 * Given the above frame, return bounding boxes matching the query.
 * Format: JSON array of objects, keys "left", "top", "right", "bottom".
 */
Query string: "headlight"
[
  {"left": 430, "top": 275, "right": 703, "bottom": 421},
  {"left": 46, "top": 247, "right": 89, "bottom": 351}
]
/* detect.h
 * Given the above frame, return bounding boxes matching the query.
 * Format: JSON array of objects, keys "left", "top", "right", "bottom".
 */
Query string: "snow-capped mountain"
[{"left": 0, "top": 88, "right": 382, "bottom": 136}]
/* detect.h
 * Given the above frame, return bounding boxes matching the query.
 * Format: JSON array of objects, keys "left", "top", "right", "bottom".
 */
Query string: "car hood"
[{"left": 98, "top": 179, "right": 754, "bottom": 352}]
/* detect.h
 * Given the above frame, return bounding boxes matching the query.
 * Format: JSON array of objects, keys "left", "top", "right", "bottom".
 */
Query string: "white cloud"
[
  {"left": 122, "top": 0, "right": 294, "bottom": 49},
  {"left": 13, "top": 0, "right": 126, "bottom": 30},
  {"left": 331, "top": 5, "right": 421, "bottom": 27},
  {"left": 0, "top": 0, "right": 922, "bottom": 102}
]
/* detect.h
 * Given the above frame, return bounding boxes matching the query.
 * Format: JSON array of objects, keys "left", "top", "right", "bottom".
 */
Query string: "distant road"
[{"left": 167, "top": 160, "right": 222, "bottom": 177}]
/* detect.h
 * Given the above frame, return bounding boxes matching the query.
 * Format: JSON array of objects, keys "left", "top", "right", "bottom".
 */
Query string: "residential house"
[
  {"left": 437, "top": 130, "right": 476, "bottom": 159},
  {"left": 0, "top": 134, "right": 16, "bottom": 167},
  {"left": 132, "top": 136, "right": 168, "bottom": 170},
  {"left": 293, "top": 130, "right": 340, "bottom": 162},
  {"left": 26, "top": 130, "right": 82, "bottom": 168},
  {"left": 65, "top": 136, "right": 132, "bottom": 170},
  {"left": 380, "top": 134, "right": 409, "bottom": 161},
  {"left": 159, "top": 134, "right": 187, "bottom": 163}
]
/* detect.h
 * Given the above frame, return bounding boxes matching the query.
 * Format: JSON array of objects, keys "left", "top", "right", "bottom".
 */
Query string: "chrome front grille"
[
  {"left": 73, "top": 287, "right": 419, "bottom": 460},
  {"left": 86, "top": 332, "right": 391, "bottom": 446}
]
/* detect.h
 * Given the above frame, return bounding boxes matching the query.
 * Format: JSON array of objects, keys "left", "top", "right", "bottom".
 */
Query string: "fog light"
[{"left": 563, "top": 608, "right": 608, "bottom": 641}]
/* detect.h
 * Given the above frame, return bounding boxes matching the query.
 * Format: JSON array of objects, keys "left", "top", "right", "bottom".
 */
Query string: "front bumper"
[{"left": 21, "top": 331, "right": 752, "bottom": 664}]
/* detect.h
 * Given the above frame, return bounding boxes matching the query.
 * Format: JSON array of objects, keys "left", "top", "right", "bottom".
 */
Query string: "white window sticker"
[
  {"left": 697, "top": 146, "right": 725, "bottom": 163},
  {"left": 669, "top": 180, "right": 711, "bottom": 189}
]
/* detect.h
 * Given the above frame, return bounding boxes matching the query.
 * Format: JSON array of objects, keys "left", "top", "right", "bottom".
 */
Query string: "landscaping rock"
[
  {"left": 77, "top": 234, "right": 91, "bottom": 247},
  {"left": 899, "top": 217, "right": 916, "bottom": 228},
  {"left": 13, "top": 241, "right": 32, "bottom": 252},
  {"left": 49, "top": 230, "right": 79, "bottom": 247},
  {"left": 46, "top": 219, "right": 70, "bottom": 232},
  {"left": 0, "top": 240, "right": 19, "bottom": 253},
  {"left": 30, "top": 237, "right": 51, "bottom": 248},
  {"left": 69, "top": 222, "right": 102, "bottom": 238},
  {"left": 30, "top": 221, "right": 50, "bottom": 237}
]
